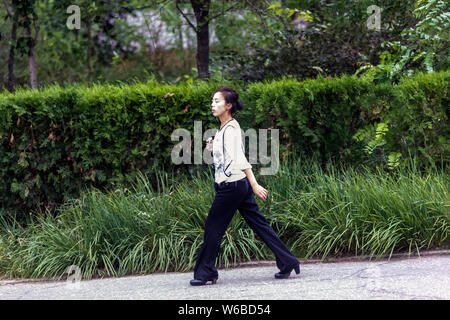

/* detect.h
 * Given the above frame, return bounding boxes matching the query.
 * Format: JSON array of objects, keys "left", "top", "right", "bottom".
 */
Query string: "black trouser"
[{"left": 193, "top": 176, "right": 300, "bottom": 281}]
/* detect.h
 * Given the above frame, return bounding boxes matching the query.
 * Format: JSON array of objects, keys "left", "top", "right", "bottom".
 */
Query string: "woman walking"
[{"left": 190, "top": 86, "right": 300, "bottom": 286}]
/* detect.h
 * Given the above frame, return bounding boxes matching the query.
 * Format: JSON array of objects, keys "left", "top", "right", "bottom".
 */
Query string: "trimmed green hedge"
[
  {"left": 0, "top": 80, "right": 242, "bottom": 214},
  {"left": 241, "top": 70, "right": 449, "bottom": 167},
  {"left": 0, "top": 70, "right": 448, "bottom": 216}
]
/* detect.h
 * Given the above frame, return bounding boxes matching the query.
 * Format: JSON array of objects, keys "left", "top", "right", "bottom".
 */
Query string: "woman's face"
[{"left": 211, "top": 92, "right": 231, "bottom": 117}]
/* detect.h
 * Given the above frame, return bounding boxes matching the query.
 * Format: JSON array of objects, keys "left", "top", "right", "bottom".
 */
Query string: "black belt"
[
  {"left": 214, "top": 180, "right": 237, "bottom": 188},
  {"left": 213, "top": 177, "right": 247, "bottom": 191}
]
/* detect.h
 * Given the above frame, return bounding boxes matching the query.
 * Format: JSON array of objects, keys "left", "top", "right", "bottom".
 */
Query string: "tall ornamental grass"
[
  {"left": 260, "top": 155, "right": 449, "bottom": 259},
  {"left": 0, "top": 154, "right": 448, "bottom": 280}
]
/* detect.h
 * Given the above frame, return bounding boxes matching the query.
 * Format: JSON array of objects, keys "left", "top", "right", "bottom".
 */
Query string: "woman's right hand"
[
  {"left": 206, "top": 137, "right": 213, "bottom": 151},
  {"left": 252, "top": 183, "right": 268, "bottom": 201}
]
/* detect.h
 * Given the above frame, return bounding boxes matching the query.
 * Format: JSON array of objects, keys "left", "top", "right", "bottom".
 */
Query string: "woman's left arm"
[
  {"left": 224, "top": 126, "right": 268, "bottom": 201},
  {"left": 243, "top": 168, "right": 268, "bottom": 201}
]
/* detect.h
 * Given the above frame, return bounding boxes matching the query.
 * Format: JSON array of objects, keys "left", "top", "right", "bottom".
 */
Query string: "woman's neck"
[{"left": 219, "top": 114, "right": 233, "bottom": 129}]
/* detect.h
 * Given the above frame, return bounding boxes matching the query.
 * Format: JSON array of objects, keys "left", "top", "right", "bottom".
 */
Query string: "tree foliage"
[
  {"left": 359, "top": 0, "right": 449, "bottom": 83},
  {"left": 211, "top": 0, "right": 418, "bottom": 82}
]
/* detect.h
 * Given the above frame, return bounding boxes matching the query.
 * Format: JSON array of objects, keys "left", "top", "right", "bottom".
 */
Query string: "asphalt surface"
[{"left": 0, "top": 252, "right": 449, "bottom": 300}]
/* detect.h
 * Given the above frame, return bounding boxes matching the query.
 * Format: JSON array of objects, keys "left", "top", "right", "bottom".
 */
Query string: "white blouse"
[{"left": 212, "top": 118, "right": 252, "bottom": 184}]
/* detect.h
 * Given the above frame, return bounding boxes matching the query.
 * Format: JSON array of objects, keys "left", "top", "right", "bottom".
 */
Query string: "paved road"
[{"left": 0, "top": 253, "right": 449, "bottom": 300}]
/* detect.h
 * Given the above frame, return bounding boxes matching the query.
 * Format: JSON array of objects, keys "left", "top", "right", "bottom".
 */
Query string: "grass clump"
[{"left": 0, "top": 154, "right": 448, "bottom": 280}]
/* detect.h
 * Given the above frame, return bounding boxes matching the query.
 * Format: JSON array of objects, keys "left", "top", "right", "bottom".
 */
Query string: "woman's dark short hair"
[{"left": 214, "top": 86, "right": 244, "bottom": 115}]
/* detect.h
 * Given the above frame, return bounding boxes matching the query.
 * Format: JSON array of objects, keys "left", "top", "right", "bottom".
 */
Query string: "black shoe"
[
  {"left": 274, "top": 264, "right": 300, "bottom": 279},
  {"left": 190, "top": 278, "right": 218, "bottom": 286}
]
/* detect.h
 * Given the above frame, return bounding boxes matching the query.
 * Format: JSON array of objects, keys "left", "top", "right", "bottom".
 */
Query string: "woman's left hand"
[{"left": 252, "top": 183, "right": 268, "bottom": 201}]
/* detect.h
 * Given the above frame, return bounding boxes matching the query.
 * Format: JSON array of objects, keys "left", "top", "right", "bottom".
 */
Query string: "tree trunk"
[
  {"left": 6, "top": 16, "right": 17, "bottom": 92},
  {"left": 4, "top": 0, "right": 17, "bottom": 92},
  {"left": 25, "top": 25, "right": 38, "bottom": 89},
  {"left": 191, "top": 0, "right": 210, "bottom": 79},
  {"left": 86, "top": 17, "right": 92, "bottom": 82},
  {"left": 178, "top": 23, "right": 185, "bottom": 68}
]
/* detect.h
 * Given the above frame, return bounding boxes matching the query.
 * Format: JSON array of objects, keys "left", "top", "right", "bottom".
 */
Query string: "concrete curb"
[
  {"left": 229, "top": 247, "right": 450, "bottom": 269},
  {"left": 1, "top": 247, "right": 449, "bottom": 286}
]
